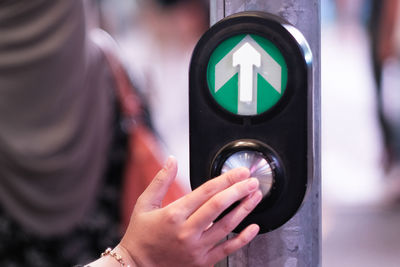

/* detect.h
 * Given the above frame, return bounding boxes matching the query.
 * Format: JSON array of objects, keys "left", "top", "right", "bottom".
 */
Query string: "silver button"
[{"left": 221, "top": 150, "right": 274, "bottom": 197}]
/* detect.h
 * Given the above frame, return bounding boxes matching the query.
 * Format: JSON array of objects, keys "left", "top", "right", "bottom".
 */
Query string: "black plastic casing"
[{"left": 189, "top": 11, "right": 313, "bottom": 233}]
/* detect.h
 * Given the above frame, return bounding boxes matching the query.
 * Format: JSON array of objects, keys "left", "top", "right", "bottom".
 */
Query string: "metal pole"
[{"left": 211, "top": 1, "right": 321, "bottom": 266}]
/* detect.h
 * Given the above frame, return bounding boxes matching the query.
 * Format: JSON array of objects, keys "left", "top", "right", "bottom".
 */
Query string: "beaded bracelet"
[{"left": 101, "top": 247, "right": 131, "bottom": 267}]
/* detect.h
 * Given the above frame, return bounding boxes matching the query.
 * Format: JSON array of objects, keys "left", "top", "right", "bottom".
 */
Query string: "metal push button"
[{"left": 221, "top": 150, "right": 274, "bottom": 197}]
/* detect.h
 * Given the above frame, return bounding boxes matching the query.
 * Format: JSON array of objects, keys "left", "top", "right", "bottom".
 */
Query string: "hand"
[{"left": 120, "top": 156, "right": 262, "bottom": 267}]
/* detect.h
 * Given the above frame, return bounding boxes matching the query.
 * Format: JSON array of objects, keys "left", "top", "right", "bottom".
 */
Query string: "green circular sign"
[{"left": 207, "top": 34, "right": 288, "bottom": 116}]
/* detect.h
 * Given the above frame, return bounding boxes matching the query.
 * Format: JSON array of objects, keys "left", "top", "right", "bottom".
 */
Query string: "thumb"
[{"left": 137, "top": 156, "right": 178, "bottom": 211}]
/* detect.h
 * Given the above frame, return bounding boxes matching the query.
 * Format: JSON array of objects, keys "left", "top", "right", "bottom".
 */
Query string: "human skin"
[{"left": 87, "top": 156, "right": 262, "bottom": 267}]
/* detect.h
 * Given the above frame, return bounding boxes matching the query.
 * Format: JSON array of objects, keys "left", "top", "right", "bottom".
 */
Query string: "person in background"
[
  {"left": 0, "top": 1, "right": 128, "bottom": 266},
  {"left": 367, "top": 0, "right": 400, "bottom": 202}
]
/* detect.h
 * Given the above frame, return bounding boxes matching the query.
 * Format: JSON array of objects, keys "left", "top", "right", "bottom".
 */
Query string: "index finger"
[{"left": 173, "top": 167, "right": 250, "bottom": 218}]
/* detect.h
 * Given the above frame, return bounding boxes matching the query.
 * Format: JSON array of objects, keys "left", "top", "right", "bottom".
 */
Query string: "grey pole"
[{"left": 211, "top": 1, "right": 321, "bottom": 267}]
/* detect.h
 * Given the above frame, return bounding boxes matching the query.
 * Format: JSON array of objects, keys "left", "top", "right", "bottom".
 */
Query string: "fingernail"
[
  {"left": 165, "top": 156, "right": 175, "bottom": 169},
  {"left": 250, "top": 224, "right": 260, "bottom": 236},
  {"left": 247, "top": 178, "right": 259, "bottom": 191},
  {"left": 252, "top": 190, "right": 262, "bottom": 204}
]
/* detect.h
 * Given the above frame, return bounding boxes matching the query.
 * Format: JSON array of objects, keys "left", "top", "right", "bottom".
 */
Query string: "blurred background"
[
  {"left": 321, "top": 0, "right": 400, "bottom": 266},
  {"left": 96, "top": 0, "right": 400, "bottom": 265}
]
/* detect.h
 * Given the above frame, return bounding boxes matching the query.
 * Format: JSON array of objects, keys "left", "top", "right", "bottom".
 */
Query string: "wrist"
[{"left": 113, "top": 244, "right": 138, "bottom": 267}]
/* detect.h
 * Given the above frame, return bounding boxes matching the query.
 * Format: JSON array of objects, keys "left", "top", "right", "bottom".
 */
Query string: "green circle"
[{"left": 207, "top": 34, "right": 288, "bottom": 116}]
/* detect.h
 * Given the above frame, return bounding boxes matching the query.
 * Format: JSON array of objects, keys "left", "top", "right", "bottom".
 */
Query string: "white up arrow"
[
  {"left": 215, "top": 34, "right": 282, "bottom": 95},
  {"left": 232, "top": 42, "right": 261, "bottom": 102},
  {"left": 214, "top": 35, "right": 282, "bottom": 115}
]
